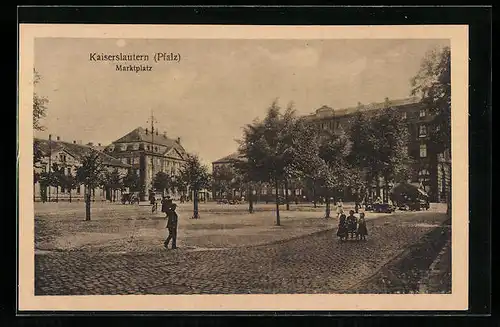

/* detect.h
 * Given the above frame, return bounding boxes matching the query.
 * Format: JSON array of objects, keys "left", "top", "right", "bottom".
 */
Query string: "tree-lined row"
[{"left": 231, "top": 99, "right": 412, "bottom": 225}]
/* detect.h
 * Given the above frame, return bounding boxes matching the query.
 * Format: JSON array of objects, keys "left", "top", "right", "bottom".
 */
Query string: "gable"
[{"left": 164, "top": 147, "right": 185, "bottom": 161}]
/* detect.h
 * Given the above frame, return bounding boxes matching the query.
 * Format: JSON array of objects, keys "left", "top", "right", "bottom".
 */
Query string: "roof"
[
  {"left": 304, "top": 97, "right": 422, "bottom": 121},
  {"left": 212, "top": 152, "right": 245, "bottom": 164},
  {"left": 110, "top": 127, "right": 186, "bottom": 156},
  {"left": 34, "top": 138, "right": 131, "bottom": 168}
]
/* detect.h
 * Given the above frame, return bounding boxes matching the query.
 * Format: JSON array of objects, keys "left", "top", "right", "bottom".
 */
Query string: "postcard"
[{"left": 18, "top": 24, "right": 468, "bottom": 311}]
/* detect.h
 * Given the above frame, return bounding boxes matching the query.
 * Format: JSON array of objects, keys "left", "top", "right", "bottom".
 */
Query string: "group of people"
[
  {"left": 336, "top": 210, "right": 368, "bottom": 241},
  {"left": 160, "top": 196, "right": 178, "bottom": 249}
]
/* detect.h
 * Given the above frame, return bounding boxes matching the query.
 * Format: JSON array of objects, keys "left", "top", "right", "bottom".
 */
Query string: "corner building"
[
  {"left": 104, "top": 127, "right": 188, "bottom": 200},
  {"left": 303, "top": 97, "right": 450, "bottom": 203}
]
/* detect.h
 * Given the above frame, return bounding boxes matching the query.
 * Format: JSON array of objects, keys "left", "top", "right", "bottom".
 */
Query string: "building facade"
[
  {"left": 104, "top": 127, "right": 188, "bottom": 200},
  {"left": 34, "top": 137, "right": 131, "bottom": 202},
  {"left": 212, "top": 97, "right": 451, "bottom": 203},
  {"left": 302, "top": 97, "right": 450, "bottom": 203}
]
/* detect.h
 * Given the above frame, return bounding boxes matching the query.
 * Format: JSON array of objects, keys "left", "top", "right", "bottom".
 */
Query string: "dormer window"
[
  {"left": 108, "top": 145, "right": 115, "bottom": 152},
  {"left": 120, "top": 144, "right": 127, "bottom": 151},
  {"left": 419, "top": 109, "right": 427, "bottom": 118},
  {"left": 133, "top": 143, "right": 139, "bottom": 150}
]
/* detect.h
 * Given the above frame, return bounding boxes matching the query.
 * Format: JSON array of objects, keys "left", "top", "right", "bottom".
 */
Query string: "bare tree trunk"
[
  {"left": 325, "top": 192, "right": 331, "bottom": 218},
  {"left": 312, "top": 182, "right": 317, "bottom": 208},
  {"left": 69, "top": 189, "right": 72, "bottom": 203},
  {"left": 56, "top": 186, "right": 59, "bottom": 203},
  {"left": 284, "top": 178, "right": 290, "bottom": 211},
  {"left": 193, "top": 189, "right": 199, "bottom": 219},
  {"left": 275, "top": 179, "right": 281, "bottom": 226},
  {"left": 248, "top": 185, "right": 254, "bottom": 214},
  {"left": 85, "top": 191, "right": 91, "bottom": 221}
]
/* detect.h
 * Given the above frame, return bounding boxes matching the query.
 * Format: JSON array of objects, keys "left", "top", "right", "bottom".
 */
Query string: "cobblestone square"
[{"left": 35, "top": 202, "right": 450, "bottom": 295}]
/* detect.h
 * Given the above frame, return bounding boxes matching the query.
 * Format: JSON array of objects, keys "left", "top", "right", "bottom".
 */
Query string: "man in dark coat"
[
  {"left": 161, "top": 196, "right": 173, "bottom": 216},
  {"left": 164, "top": 203, "right": 178, "bottom": 249}
]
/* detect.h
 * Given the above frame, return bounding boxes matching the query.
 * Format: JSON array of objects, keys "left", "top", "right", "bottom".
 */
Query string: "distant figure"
[
  {"left": 164, "top": 203, "right": 178, "bottom": 249},
  {"left": 336, "top": 213, "right": 348, "bottom": 241},
  {"left": 336, "top": 200, "right": 344, "bottom": 218},
  {"left": 346, "top": 210, "right": 358, "bottom": 239},
  {"left": 357, "top": 212, "right": 368, "bottom": 240}
]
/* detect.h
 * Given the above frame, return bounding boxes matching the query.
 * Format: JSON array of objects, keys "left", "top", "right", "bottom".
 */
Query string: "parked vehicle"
[{"left": 121, "top": 192, "right": 140, "bottom": 204}]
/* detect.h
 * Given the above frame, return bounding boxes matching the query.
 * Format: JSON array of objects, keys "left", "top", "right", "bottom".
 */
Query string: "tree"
[
  {"left": 62, "top": 171, "right": 78, "bottom": 203},
  {"left": 239, "top": 100, "right": 297, "bottom": 226},
  {"left": 410, "top": 45, "right": 451, "bottom": 216},
  {"left": 123, "top": 169, "right": 141, "bottom": 192},
  {"left": 102, "top": 168, "right": 124, "bottom": 202},
  {"left": 179, "top": 154, "right": 211, "bottom": 219},
  {"left": 370, "top": 105, "right": 412, "bottom": 202},
  {"left": 152, "top": 171, "right": 171, "bottom": 197},
  {"left": 317, "top": 129, "right": 352, "bottom": 218},
  {"left": 33, "top": 69, "right": 48, "bottom": 131},
  {"left": 50, "top": 163, "right": 66, "bottom": 202},
  {"left": 76, "top": 152, "right": 105, "bottom": 221}
]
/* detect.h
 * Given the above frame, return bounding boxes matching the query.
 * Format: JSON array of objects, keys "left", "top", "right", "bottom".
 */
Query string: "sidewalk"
[{"left": 419, "top": 239, "right": 452, "bottom": 293}]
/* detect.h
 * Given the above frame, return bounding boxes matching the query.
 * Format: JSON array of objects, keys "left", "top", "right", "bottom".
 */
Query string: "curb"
[{"left": 418, "top": 239, "right": 451, "bottom": 294}]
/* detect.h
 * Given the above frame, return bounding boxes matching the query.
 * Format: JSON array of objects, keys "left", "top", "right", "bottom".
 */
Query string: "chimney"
[
  {"left": 87, "top": 142, "right": 94, "bottom": 146},
  {"left": 98, "top": 143, "right": 101, "bottom": 146},
  {"left": 56, "top": 136, "right": 60, "bottom": 141},
  {"left": 73, "top": 140, "right": 76, "bottom": 144},
  {"left": 156, "top": 130, "right": 158, "bottom": 136},
  {"left": 49, "top": 134, "right": 52, "bottom": 140},
  {"left": 145, "top": 128, "right": 148, "bottom": 135},
  {"left": 176, "top": 137, "right": 181, "bottom": 144}
]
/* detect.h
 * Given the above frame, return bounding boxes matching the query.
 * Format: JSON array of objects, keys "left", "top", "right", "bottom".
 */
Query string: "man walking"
[{"left": 164, "top": 203, "right": 178, "bottom": 249}]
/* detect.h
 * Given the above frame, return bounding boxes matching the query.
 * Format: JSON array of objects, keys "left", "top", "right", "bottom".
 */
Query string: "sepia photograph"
[{"left": 18, "top": 24, "right": 469, "bottom": 311}]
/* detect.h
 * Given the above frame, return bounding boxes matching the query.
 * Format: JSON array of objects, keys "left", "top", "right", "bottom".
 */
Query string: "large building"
[
  {"left": 103, "top": 126, "right": 188, "bottom": 200},
  {"left": 33, "top": 136, "right": 131, "bottom": 202},
  {"left": 212, "top": 96, "right": 451, "bottom": 203},
  {"left": 303, "top": 96, "right": 449, "bottom": 202}
]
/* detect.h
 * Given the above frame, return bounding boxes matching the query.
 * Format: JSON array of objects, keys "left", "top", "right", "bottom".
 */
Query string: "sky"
[{"left": 34, "top": 38, "right": 449, "bottom": 167}]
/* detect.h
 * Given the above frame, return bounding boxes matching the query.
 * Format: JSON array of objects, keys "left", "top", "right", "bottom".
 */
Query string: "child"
[
  {"left": 336, "top": 213, "right": 348, "bottom": 240},
  {"left": 346, "top": 210, "right": 358, "bottom": 239},
  {"left": 357, "top": 212, "right": 368, "bottom": 241}
]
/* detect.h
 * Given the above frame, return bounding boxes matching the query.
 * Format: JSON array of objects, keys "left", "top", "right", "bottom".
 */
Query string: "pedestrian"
[
  {"left": 161, "top": 195, "right": 173, "bottom": 215},
  {"left": 336, "top": 199, "right": 344, "bottom": 218},
  {"left": 346, "top": 210, "right": 358, "bottom": 239},
  {"left": 336, "top": 213, "right": 348, "bottom": 241},
  {"left": 357, "top": 212, "right": 368, "bottom": 241},
  {"left": 164, "top": 203, "right": 178, "bottom": 249}
]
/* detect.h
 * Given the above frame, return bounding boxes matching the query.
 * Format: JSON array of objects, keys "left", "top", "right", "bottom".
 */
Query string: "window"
[
  {"left": 60, "top": 154, "right": 66, "bottom": 162},
  {"left": 67, "top": 167, "right": 71, "bottom": 175},
  {"left": 419, "top": 125, "right": 427, "bottom": 137},
  {"left": 147, "top": 145, "right": 151, "bottom": 151},
  {"left": 120, "top": 144, "right": 127, "bottom": 151},
  {"left": 76, "top": 185, "right": 81, "bottom": 194},
  {"left": 133, "top": 143, "right": 139, "bottom": 150},
  {"left": 261, "top": 188, "right": 267, "bottom": 195},
  {"left": 419, "top": 109, "right": 426, "bottom": 117},
  {"left": 419, "top": 144, "right": 427, "bottom": 158}
]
